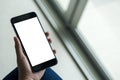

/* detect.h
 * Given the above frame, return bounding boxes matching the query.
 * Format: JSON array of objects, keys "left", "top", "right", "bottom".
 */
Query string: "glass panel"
[
  {"left": 76, "top": 0, "right": 120, "bottom": 79},
  {"left": 48, "top": 0, "right": 78, "bottom": 23},
  {"left": 55, "top": 0, "right": 70, "bottom": 12}
]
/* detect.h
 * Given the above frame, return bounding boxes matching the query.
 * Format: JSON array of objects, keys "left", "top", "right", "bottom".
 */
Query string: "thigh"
[
  {"left": 41, "top": 68, "right": 62, "bottom": 80},
  {"left": 3, "top": 68, "right": 62, "bottom": 80}
]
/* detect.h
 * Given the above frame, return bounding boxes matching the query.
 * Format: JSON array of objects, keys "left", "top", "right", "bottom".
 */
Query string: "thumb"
[{"left": 14, "top": 37, "right": 32, "bottom": 73}]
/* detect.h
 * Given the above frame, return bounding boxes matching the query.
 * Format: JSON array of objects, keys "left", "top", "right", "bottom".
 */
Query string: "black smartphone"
[{"left": 11, "top": 12, "right": 57, "bottom": 72}]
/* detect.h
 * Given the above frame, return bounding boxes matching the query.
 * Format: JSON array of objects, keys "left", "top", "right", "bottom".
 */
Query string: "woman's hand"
[{"left": 14, "top": 32, "right": 56, "bottom": 80}]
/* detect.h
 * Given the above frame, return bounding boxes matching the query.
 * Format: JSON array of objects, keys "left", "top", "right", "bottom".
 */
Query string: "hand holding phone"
[
  {"left": 11, "top": 12, "right": 57, "bottom": 72},
  {"left": 14, "top": 36, "right": 45, "bottom": 80}
]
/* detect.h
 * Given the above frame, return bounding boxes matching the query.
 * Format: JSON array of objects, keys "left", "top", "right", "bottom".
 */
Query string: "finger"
[
  {"left": 14, "top": 37, "right": 23, "bottom": 59},
  {"left": 45, "top": 32, "right": 52, "bottom": 43},
  {"left": 45, "top": 32, "right": 49, "bottom": 37},
  {"left": 48, "top": 38, "right": 52, "bottom": 43},
  {"left": 53, "top": 49, "right": 56, "bottom": 54},
  {"left": 14, "top": 37, "right": 32, "bottom": 73}
]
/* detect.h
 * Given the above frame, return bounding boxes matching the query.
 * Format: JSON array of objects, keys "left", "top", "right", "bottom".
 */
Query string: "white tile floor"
[{"left": 0, "top": 0, "right": 85, "bottom": 80}]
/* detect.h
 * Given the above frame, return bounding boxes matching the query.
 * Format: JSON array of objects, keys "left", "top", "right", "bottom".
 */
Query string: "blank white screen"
[{"left": 14, "top": 17, "right": 55, "bottom": 66}]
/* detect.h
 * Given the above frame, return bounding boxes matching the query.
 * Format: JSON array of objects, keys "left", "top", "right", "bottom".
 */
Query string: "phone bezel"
[{"left": 11, "top": 12, "right": 57, "bottom": 72}]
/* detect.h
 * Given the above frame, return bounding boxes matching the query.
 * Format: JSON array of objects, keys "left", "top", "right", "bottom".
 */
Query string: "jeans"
[{"left": 3, "top": 67, "right": 62, "bottom": 80}]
